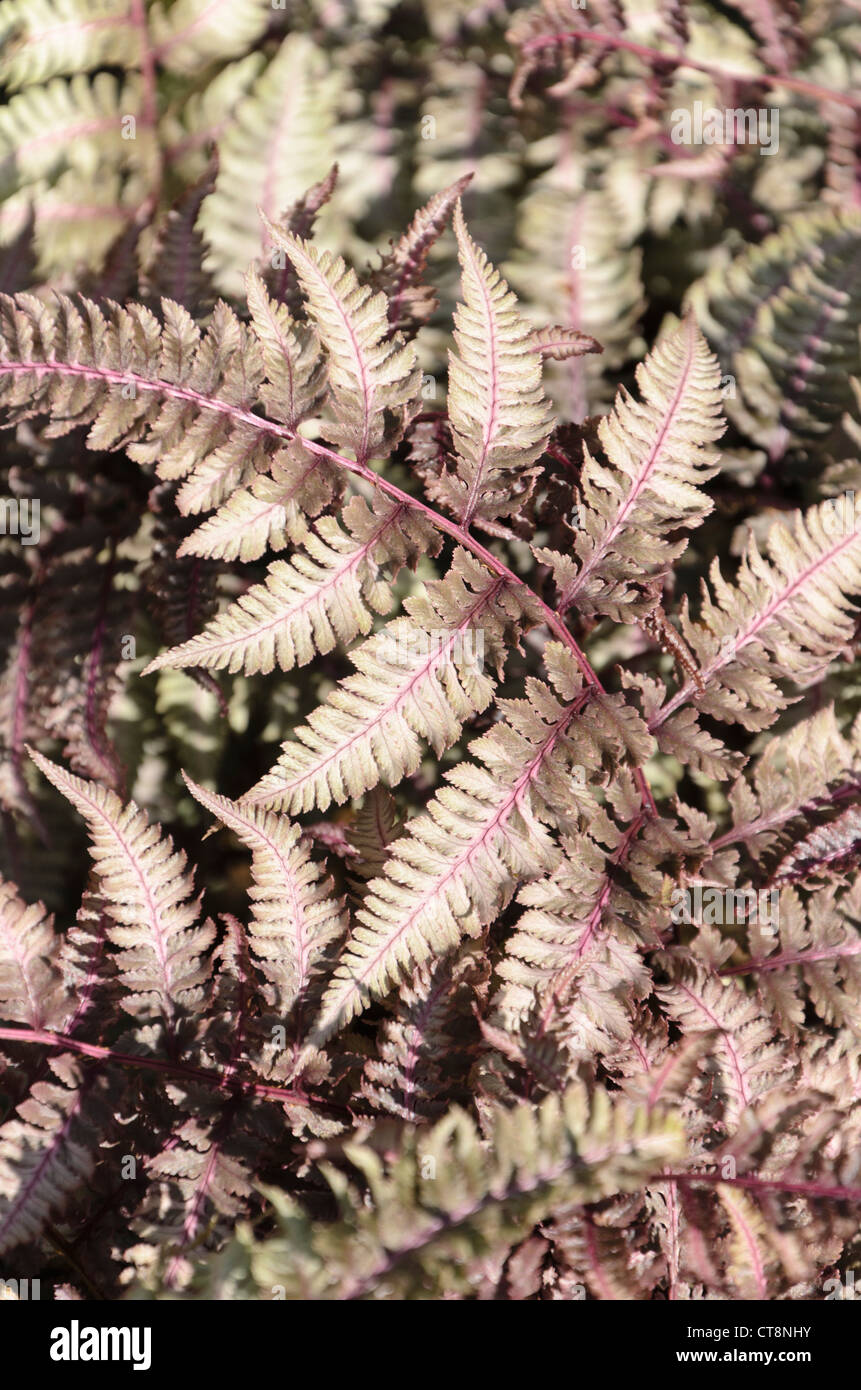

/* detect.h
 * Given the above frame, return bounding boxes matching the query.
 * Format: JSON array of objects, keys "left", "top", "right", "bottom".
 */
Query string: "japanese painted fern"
[{"left": 0, "top": 0, "right": 860, "bottom": 1305}]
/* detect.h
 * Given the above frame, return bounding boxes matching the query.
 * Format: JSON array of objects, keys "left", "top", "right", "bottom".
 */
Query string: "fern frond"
[
  {"left": 177, "top": 445, "right": 336, "bottom": 561},
  {"left": 149, "top": 0, "right": 270, "bottom": 75},
  {"left": 146, "top": 496, "right": 437, "bottom": 677},
  {"left": 537, "top": 317, "right": 725, "bottom": 624},
  {"left": 527, "top": 325, "right": 602, "bottom": 362},
  {"left": 711, "top": 706, "right": 856, "bottom": 864},
  {"left": 493, "top": 835, "right": 651, "bottom": 1060},
  {"left": 241, "top": 551, "right": 528, "bottom": 813},
  {"left": 649, "top": 501, "right": 861, "bottom": 759},
  {"left": 0, "top": 73, "right": 147, "bottom": 196},
  {"left": 257, "top": 164, "right": 339, "bottom": 314},
  {"left": 657, "top": 963, "right": 793, "bottom": 1129},
  {"left": 0, "top": 876, "right": 63, "bottom": 1028},
  {"left": 361, "top": 945, "right": 484, "bottom": 1121},
  {"left": 437, "top": 202, "right": 553, "bottom": 533},
  {"left": 722, "top": 0, "right": 803, "bottom": 73},
  {"left": 202, "top": 1082, "right": 684, "bottom": 1298},
  {"left": 244, "top": 266, "right": 326, "bottom": 428},
  {"left": 368, "top": 174, "right": 472, "bottom": 338},
  {"left": 508, "top": 184, "right": 643, "bottom": 419},
  {"left": 0, "top": 1054, "right": 111, "bottom": 1256},
  {"left": 722, "top": 884, "right": 861, "bottom": 1036},
  {"left": 29, "top": 750, "right": 215, "bottom": 1027},
  {"left": 126, "top": 1105, "right": 259, "bottom": 1293},
  {"left": 547, "top": 1200, "right": 657, "bottom": 1301},
  {"left": 142, "top": 166, "right": 216, "bottom": 313},
  {"left": 184, "top": 779, "right": 345, "bottom": 1017},
  {"left": 264, "top": 222, "right": 422, "bottom": 466},
  {"left": 307, "top": 645, "right": 649, "bottom": 1045},
  {"left": 773, "top": 805, "right": 861, "bottom": 885},
  {"left": 688, "top": 206, "right": 861, "bottom": 453},
  {"left": 347, "top": 787, "right": 401, "bottom": 908},
  {"left": 0, "top": 0, "right": 138, "bottom": 90}
]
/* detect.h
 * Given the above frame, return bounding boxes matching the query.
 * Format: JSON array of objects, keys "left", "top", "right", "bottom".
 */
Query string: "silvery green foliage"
[{"left": 0, "top": 0, "right": 859, "bottom": 1302}]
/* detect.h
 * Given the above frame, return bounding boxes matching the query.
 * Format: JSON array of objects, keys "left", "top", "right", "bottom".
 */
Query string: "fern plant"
[{"left": 0, "top": 0, "right": 859, "bottom": 1304}]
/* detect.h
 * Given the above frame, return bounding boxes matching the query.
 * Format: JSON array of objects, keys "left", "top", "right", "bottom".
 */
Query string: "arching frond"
[
  {"left": 537, "top": 316, "right": 725, "bottom": 624},
  {"left": 29, "top": 750, "right": 215, "bottom": 1026},
  {"left": 145, "top": 496, "right": 438, "bottom": 676}
]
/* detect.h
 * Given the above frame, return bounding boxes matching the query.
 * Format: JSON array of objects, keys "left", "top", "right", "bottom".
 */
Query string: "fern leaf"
[
  {"left": 142, "top": 167, "right": 216, "bottom": 314},
  {"left": 177, "top": 445, "right": 337, "bottom": 561},
  {"left": 208, "top": 1083, "right": 684, "bottom": 1298},
  {"left": 0, "top": 0, "right": 138, "bottom": 91},
  {"left": 0, "top": 876, "right": 63, "bottom": 1028},
  {"left": 184, "top": 778, "right": 345, "bottom": 1016},
  {"left": 29, "top": 750, "right": 215, "bottom": 1026},
  {"left": 361, "top": 946, "right": 484, "bottom": 1121},
  {"left": 368, "top": 174, "right": 472, "bottom": 338},
  {"left": 242, "top": 551, "right": 528, "bottom": 813},
  {"left": 537, "top": 317, "right": 725, "bottom": 623},
  {"left": 264, "top": 221, "right": 422, "bottom": 465},
  {"left": 347, "top": 787, "right": 401, "bottom": 908},
  {"left": 688, "top": 206, "right": 861, "bottom": 453},
  {"left": 149, "top": 0, "right": 270, "bottom": 75},
  {"left": 145, "top": 496, "right": 437, "bottom": 677},
  {"left": 440, "top": 202, "right": 553, "bottom": 532},
  {"left": 712, "top": 706, "right": 855, "bottom": 862},
  {"left": 650, "top": 501, "right": 861, "bottom": 759},
  {"left": 527, "top": 325, "right": 603, "bottom": 361},
  {"left": 244, "top": 266, "right": 326, "bottom": 428},
  {"left": 197, "top": 34, "right": 338, "bottom": 297},
  {"left": 773, "top": 805, "right": 861, "bottom": 885},
  {"left": 307, "top": 646, "right": 636, "bottom": 1045},
  {"left": 257, "top": 163, "right": 339, "bottom": 313},
  {"left": 723, "top": 884, "right": 861, "bottom": 1036},
  {"left": 657, "top": 963, "right": 792, "bottom": 1129},
  {"left": 493, "top": 837, "right": 651, "bottom": 1058},
  {"left": 508, "top": 184, "right": 644, "bottom": 420},
  {"left": 0, "top": 73, "right": 147, "bottom": 196},
  {"left": 722, "top": 0, "right": 803, "bottom": 73},
  {"left": 0, "top": 1055, "right": 110, "bottom": 1256}
]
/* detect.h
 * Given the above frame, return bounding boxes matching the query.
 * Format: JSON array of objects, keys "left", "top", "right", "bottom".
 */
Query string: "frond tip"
[
  {"left": 182, "top": 777, "right": 345, "bottom": 1015},
  {"left": 537, "top": 315, "right": 725, "bottom": 623},
  {"left": 28, "top": 749, "right": 214, "bottom": 1025},
  {"left": 261, "top": 218, "right": 422, "bottom": 465},
  {"left": 439, "top": 202, "right": 554, "bottom": 533}
]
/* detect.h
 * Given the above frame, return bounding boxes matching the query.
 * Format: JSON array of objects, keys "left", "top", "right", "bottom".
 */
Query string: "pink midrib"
[
  {"left": 562, "top": 318, "right": 697, "bottom": 606},
  {"left": 653, "top": 522, "right": 861, "bottom": 730},
  {"left": 257, "top": 578, "right": 505, "bottom": 802},
  {"left": 328, "top": 702, "right": 577, "bottom": 1013},
  {"left": 167, "top": 503, "right": 406, "bottom": 664},
  {"left": 460, "top": 239, "right": 501, "bottom": 528}
]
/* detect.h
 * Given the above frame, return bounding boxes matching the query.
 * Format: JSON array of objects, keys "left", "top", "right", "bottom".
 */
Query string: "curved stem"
[
  {"left": 0, "top": 1025, "right": 344, "bottom": 1113},
  {"left": 0, "top": 357, "right": 657, "bottom": 815}
]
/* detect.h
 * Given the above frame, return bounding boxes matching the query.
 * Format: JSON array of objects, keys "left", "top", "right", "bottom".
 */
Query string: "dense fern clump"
[{"left": 0, "top": 0, "right": 860, "bottom": 1303}]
